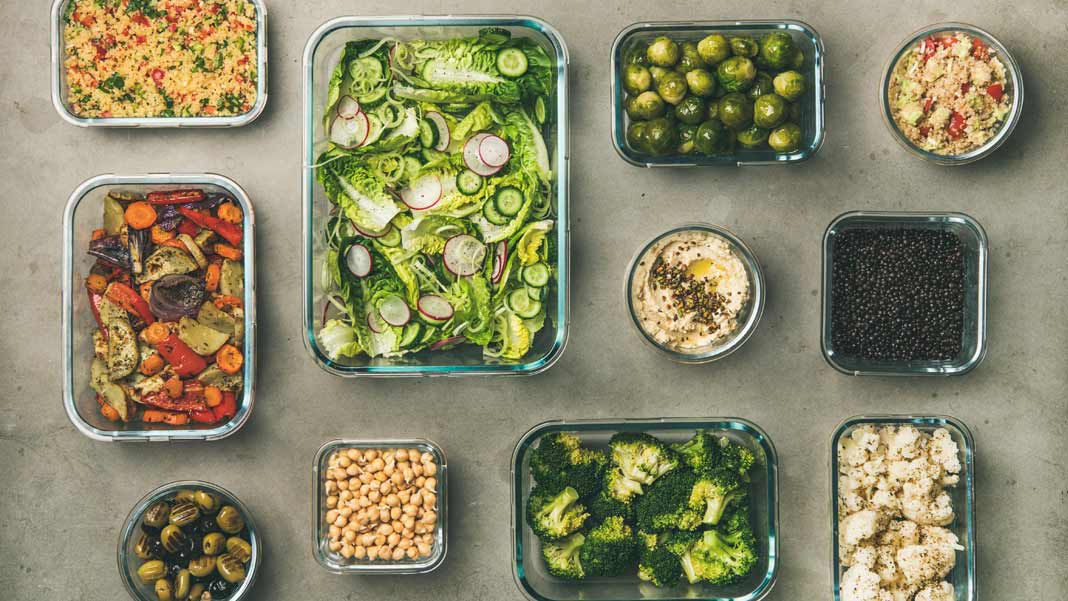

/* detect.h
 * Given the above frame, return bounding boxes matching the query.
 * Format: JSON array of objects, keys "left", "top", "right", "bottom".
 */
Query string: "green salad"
[{"left": 315, "top": 28, "right": 557, "bottom": 361}]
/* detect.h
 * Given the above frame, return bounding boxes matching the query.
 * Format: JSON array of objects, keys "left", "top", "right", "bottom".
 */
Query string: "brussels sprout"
[
  {"left": 730, "top": 36, "right": 759, "bottom": 58},
  {"left": 759, "top": 32, "right": 797, "bottom": 70},
  {"left": 626, "top": 91, "right": 666, "bottom": 120},
  {"left": 622, "top": 64, "right": 653, "bottom": 96},
  {"left": 644, "top": 118, "right": 679, "bottom": 155},
  {"left": 716, "top": 56, "right": 757, "bottom": 92},
  {"left": 768, "top": 122, "right": 803, "bottom": 152},
  {"left": 787, "top": 102, "right": 802, "bottom": 123},
  {"left": 736, "top": 123, "right": 769, "bottom": 148},
  {"left": 674, "top": 96, "right": 706, "bottom": 125},
  {"left": 706, "top": 99, "right": 719, "bottom": 121},
  {"left": 625, "top": 44, "right": 649, "bottom": 66},
  {"left": 747, "top": 71, "right": 775, "bottom": 100},
  {"left": 647, "top": 36, "right": 680, "bottom": 67},
  {"left": 790, "top": 46, "right": 805, "bottom": 69},
  {"left": 677, "top": 42, "right": 705, "bottom": 72},
  {"left": 677, "top": 124, "right": 698, "bottom": 154},
  {"left": 685, "top": 69, "right": 717, "bottom": 98},
  {"left": 649, "top": 65, "right": 671, "bottom": 86},
  {"left": 773, "top": 70, "right": 806, "bottom": 101},
  {"left": 626, "top": 121, "right": 650, "bottom": 152},
  {"left": 717, "top": 92, "right": 754, "bottom": 130},
  {"left": 694, "top": 119, "right": 731, "bottom": 155},
  {"left": 697, "top": 34, "right": 730, "bottom": 65},
  {"left": 657, "top": 71, "right": 689, "bottom": 105},
  {"left": 753, "top": 93, "right": 787, "bottom": 128}
]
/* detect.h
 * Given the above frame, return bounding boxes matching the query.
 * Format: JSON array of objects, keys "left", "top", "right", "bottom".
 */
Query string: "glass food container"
[
  {"left": 880, "top": 23, "right": 1023, "bottom": 165},
  {"left": 821, "top": 211, "right": 987, "bottom": 376},
  {"left": 312, "top": 439, "right": 447, "bottom": 574},
  {"left": 624, "top": 224, "right": 765, "bottom": 363},
  {"left": 62, "top": 173, "right": 257, "bottom": 441},
  {"left": 511, "top": 418, "right": 780, "bottom": 601},
  {"left": 830, "top": 416, "right": 976, "bottom": 601},
  {"left": 301, "top": 15, "right": 570, "bottom": 376},
  {"left": 50, "top": 0, "right": 269, "bottom": 127},
  {"left": 611, "top": 20, "right": 825, "bottom": 167}
]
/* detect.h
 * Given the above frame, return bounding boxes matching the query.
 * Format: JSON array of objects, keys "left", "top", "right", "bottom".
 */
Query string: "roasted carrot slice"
[
  {"left": 204, "top": 262, "right": 222, "bottom": 292},
  {"left": 213, "top": 243, "right": 243, "bottom": 261},
  {"left": 215, "top": 344, "right": 244, "bottom": 375},
  {"left": 143, "top": 322, "right": 171, "bottom": 345},
  {"left": 151, "top": 224, "right": 175, "bottom": 244},
  {"left": 203, "top": 385, "right": 223, "bottom": 408},
  {"left": 140, "top": 353, "right": 165, "bottom": 376},
  {"left": 217, "top": 202, "right": 243, "bottom": 224},
  {"left": 86, "top": 274, "right": 108, "bottom": 294},
  {"left": 124, "top": 201, "right": 158, "bottom": 230}
]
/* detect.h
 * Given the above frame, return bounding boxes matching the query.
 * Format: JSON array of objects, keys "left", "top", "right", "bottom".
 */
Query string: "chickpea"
[
  {"left": 338, "top": 456, "right": 352, "bottom": 468},
  {"left": 403, "top": 504, "right": 418, "bottom": 517},
  {"left": 398, "top": 490, "right": 411, "bottom": 504},
  {"left": 379, "top": 481, "right": 392, "bottom": 495},
  {"left": 390, "top": 507, "right": 402, "bottom": 521},
  {"left": 359, "top": 472, "right": 373, "bottom": 485},
  {"left": 328, "top": 540, "right": 342, "bottom": 552},
  {"left": 341, "top": 544, "right": 355, "bottom": 559},
  {"left": 422, "top": 511, "right": 438, "bottom": 525},
  {"left": 402, "top": 528, "right": 414, "bottom": 539},
  {"left": 374, "top": 471, "right": 388, "bottom": 483},
  {"left": 398, "top": 539, "right": 412, "bottom": 550},
  {"left": 346, "top": 464, "right": 359, "bottom": 476},
  {"left": 343, "top": 530, "right": 356, "bottom": 543},
  {"left": 378, "top": 523, "right": 394, "bottom": 536},
  {"left": 326, "top": 509, "right": 339, "bottom": 524},
  {"left": 416, "top": 476, "right": 426, "bottom": 488},
  {"left": 401, "top": 516, "right": 415, "bottom": 530},
  {"left": 346, "top": 449, "right": 361, "bottom": 461},
  {"left": 415, "top": 525, "right": 428, "bottom": 535},
  {"left": 337, "top": 479, "right": 349, "bottom": 491},
  {"left": 413, "top": 464, "right": 424, "bottom": 477},
  {"left": 353, "top": 545, "right": 367, "bottom": 559},
  {"left": 326, "top": 496, "right": 338, "bottom": 509},
  {"left": 379, "top": 508, "right": 390, "bottom": 523},
  {"left": 359, "top": 497, "right": 371, "bottom": 508},
  {"left": 423, "top": 462, "right": 437, "bottom": 477},
  {"left": 384, "top": 463, "right": 395, "bottom": 476},
  {"left": 423, "top": 477, "right": 437, "bottom": 492},
  {"left": 371, "top": 458, "right": 385, "bottom": 472},
  {"left": 334, "top": 515, "right": 348, "bottom": 528},
  {"left": 340, "top": 507, "right": 353, "bottom": 518},
  {"left": 374, "top": 534, "right": 386, "bottom": 547},
  {"left": 368, "top": 490, "right": 381, "bottom": 503},
  {"left": 365, "top": 449, "right": 378, "bottom": 461},
  {"left": 406, "top": 546, "right": 420, "bottom": 560},
  {"left": 325, "top": 480, "right": 338, "bottom": 493},
  {"left": 423, "top": 492, "right": 437, "bottom": 509},
  {"left": 360, "top": 533, "right": 375, "bottom": 547},
  {"left": 403, "top": 468, "right": 414, "bottom": 483},
  {"left": 366, "top": 546, "right": 379, "bottom": 561},
  {"left": 388, "top": 533, "right": 401, "bottom": 546},
  {"left": 417, "top": 543, "right": 431, "bottom": 556},
  {"left": 392, "top": 547, "right": 406, "bottom": 561},
  {"left": 329, "top": 525, "right": 341, "bottom": 539}
]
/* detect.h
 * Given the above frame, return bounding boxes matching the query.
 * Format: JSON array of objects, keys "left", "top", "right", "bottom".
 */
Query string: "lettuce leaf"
[
  {"left": 443, "top": 275, "right": 494, "bottom": 346},
  {"left": 501, "top": 108, "right": 551, "bottom": 184},
  {"left": 499, "top": 311, "right": 532, "bottom": 359},
  {"left": 515, "top": 219, "right": 554, "bottom": 266},
  {"left": 318, "top": 156, "right": 402, "bottom": 232},
  {"left": 400, "top": 215, "right": 470, "bottom": 256},
  {"left": 452, "top": 102, "right": 502, "bottom": 142},
  {"left": 319, "top": 319, "right": 363, "bottom": 360}
]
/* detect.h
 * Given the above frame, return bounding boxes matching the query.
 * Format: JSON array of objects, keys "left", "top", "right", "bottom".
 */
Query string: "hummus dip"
[{"left": 630, "top": 230, "right": 750, "bottom": 350}]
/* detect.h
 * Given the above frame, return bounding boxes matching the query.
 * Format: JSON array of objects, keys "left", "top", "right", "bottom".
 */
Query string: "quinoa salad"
[
  {"left": 63, "top": 0, "right": 259, "bottom": 119},
  {"left": 888, "top": 32, "right": 1011, "bottom": 156}
]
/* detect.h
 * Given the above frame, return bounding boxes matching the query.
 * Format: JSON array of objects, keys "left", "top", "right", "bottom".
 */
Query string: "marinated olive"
[
  {"left": 697, "top": 34, "right": 730, "bottom": 65},
  {"left": 626, "top": 91, "right": 666, "bottom": 120},
  {"left": 730, "top": 36, "right": 758, "bottom": 58},
  {"left": 718, "top": 93, "right": 754, "bottom": 130},
  {"left": 226, "top": 537, "right": 252, "bottom": 564},
  {"left": 747, "top": 72, "right": 775, "bottom": 101},
  {"left": 768, "top": 122, "right": 803, "bottom": 152},
  {"left": 674, "top": 96, "right": 706, "bottom": 126},
  {"left": 716, "top": 56, "right": 757, "bottom": 92},
  {"left": 656, "top": 71, "right": 688, "bottom": 105},
  {"left": 787, "top": 102, "right": 802, "bottom": 123},
  {"left": 208, "top": 578, "right": 234, "bottom": 596},
  {"left": 135, "top": 533, "right": 156, "bottom": 560},
  {"left": 154, "top": 578, "right": 173, "bottom": 601},
  {"left": 736, "top": 123, "right": 770, "bottom": 148},
  {"left": 217, "top": 553, "right": 247, "bottom": 584},
  {"left": 676, "top": 42, "right": 704, "bottom": 72},
  {"left": 677, "top": 125, "right": 698, "bottom": 154},
  {"left": 174, "top": 569, "right": 191, "bottom": 599},
  {"left": 647, "top": 36, "right": 680, "bottom": 67},
  {"left": 753, "top": 94, "right": 787, "bottom": 129},
  {"left": 622, "top": 64, "right": 653, "bottom": 96},
  {"left": 194, "top": 491, "right": 220, "bottom": 515},
  {"left": 759, "top": 32, "right": 797, "bottom": 69},
  {"left": 644, "top": 118, "right": 679, "bottom": 156},
  {"left": 694, "top": 120, "right": 731, "bottom": 155},
  {"left": 188, "top": 555, "right": 216, "bottom": 578},
  {"left": 187, "top": 583, "right": 205, "bottom": 601},
  {"left": 160, "top": 525, "right": 189, "bottom": 554},
  {"left": 773, "top": 70, "right": 806, "bottom": 101},
  {"left": 203, "top": 532, "right": 226, "bottom": 555},
  {"left": 626, "top": 121, "right": 650, "bottom": 152},
  {"left": 190, "top": 515, "right": 217, "bottom": 537},
  {"left": 215, "top": 506, "right": 245, "bottom": 534},
  {"left": 138, "top": 560, "right": 167, "bottom": 584},
  {"left": 174, "top": 490, "right": 197, "bottom": 504},
  {"left": 169, "top": 501, "right": 201, "bottom": 528},
  {"left": 143, "top": 502, "right": 171, "bottom": 530},
  {"left": 685, "top": 69, "right": 717, "bottom": 98}
]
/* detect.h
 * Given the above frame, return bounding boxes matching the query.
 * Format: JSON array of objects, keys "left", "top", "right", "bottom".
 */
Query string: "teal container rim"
[
  {"left": 820, "top": 211, "right": 988, "bottom": 376},
  {"left": 610, "top": 19, "right": 826, "bottom": 167},
  {"left": 300, "top": 15, "right": 571, "bottom": 377},
  {"left": 829, "top": 415, "right": 977, "bottom": 601},
  {"left": 62, "top": 173, "right": 258, "bottom": 441},
  {"left": 510, "top": 417, "right": 780, "bottom": 601}
]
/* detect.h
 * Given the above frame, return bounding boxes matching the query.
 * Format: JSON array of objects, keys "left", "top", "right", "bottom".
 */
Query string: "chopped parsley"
[
  {"left": 99, "top": 73, "right": 125, "bottom": 92},
  {"left": 126, "top": 0, "right": 165, "bottom": 18}
]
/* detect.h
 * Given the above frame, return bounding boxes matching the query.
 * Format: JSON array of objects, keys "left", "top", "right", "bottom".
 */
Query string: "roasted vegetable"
[
  {"left": 138, "top": 246, "right": 198, "bottom": 284},
  {"left": 178, "top": 317, "right": 231, "bottom": 356},
  {"left": 219, "top": 260, "right": 244, "bottom": 298},
  {"left": 88, "top": 235, "right": 132, "bottom": 270},
  {"left": 150, "top": 275, "right": 206, "bottom": 321},
  {"left": 106, "top": 317, "right": 139, "bottom": 381}
]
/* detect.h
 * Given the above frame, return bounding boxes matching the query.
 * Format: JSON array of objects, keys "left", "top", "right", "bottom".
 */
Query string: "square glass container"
[
  {"left": 301, "top": 16, "right": 570, "bottom": 377},
  {"left": 50, "top": 0, "right": 269, "bottom": 127},
  {"left": 511, "top": 418, "right": 779, "bottom": 601},
  {"left": 312, "top": 439, "right": 447, "bottom": 574},
  {"left": 821, "top": 211, "right": 988, "bottom": 376},
  {"left": 830, "top": 415, "right": 976, "bottom": 601},
  {"left": 611, "top": 20, "right": 825, "bottom": 167},
  {"left": 62, "top": 173, "right": 257, "bottom": 441}
]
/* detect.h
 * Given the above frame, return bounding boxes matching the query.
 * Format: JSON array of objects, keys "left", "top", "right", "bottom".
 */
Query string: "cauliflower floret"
[
  {"left": 878, "top": 519, "right": 920, "bottom": 548},
  {"left": 840, "top": 564, "right": 883, "bottom": 601},
  {"left": 864, "top": 454, "right": 888, "bottom": 477},
  {"left": 841, "top": 510, "right": 889, "bottom": 547},
  {"left": 840, "top": 477, "right": 867, "bottom": 514},
  {"left": 928, "top": 429, "right": 961, "bottom": 475},
  {"left": 885, "top": 584, "right": 920, "bottom": 601},
  {"left": 883, "top": 425, "right": 922, "bottom": 459},
  {"left": 896, "top": 543, "right": 957, "bottom": 585},
  {"left": 853, "top": 425, "right": 882, "bottom": 452},
  {"left": 874, "top": 545, "right": 899, "bottom": 584},
  {"left": 850, "top": 545, "right": 878, "bottom": 569},
  {"left": 915, "top": 582, "right": 956, "bottom": 601},
  {"left": 902, "top": 490, "right": 955, "bottom": 526},
  {"left": 870, "top": 487, "right": 900, "bottom": 515},
  {"left": 920, "top": 525, "right": 962, "bottom": 549},
  {"left": 841, "top": 436, "right": 870, "bottom": 468}
]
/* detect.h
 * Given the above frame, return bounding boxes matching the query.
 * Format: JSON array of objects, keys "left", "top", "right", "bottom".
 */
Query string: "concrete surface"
[{"left": 1, "top": 0, "right": 1066, "bottom": 599}]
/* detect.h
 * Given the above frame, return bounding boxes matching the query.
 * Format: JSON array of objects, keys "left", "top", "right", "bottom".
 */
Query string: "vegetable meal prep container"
[
  {"left": 511, "top": 418, "right": 780, "bottom": 601},
  {"left": 611, "top": 20, "right": 825, "bottom": 167},
  {"left": 830, "top": 416, "right": 976, "bottom": 601},
  {"left": 301, "top": 15, "right": 570, "bottom": 376},
  {"left": 62, "top": 173, "right": 257, "bottom": 441}
]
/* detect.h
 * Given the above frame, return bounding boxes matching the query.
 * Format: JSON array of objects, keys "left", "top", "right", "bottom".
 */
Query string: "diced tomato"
[
  {"left": 922, "top": 37, "right": 938, "bottom": 62},
  {"left": 136, "top": 35, "right": 146, "bottom": 45},
  {"left": 168, "top": 22, "right": 178, "bottom": 32},
  {"left": 237, "top": 55, "right": 249, "bottom": 66},
  {"left": 101, "top": 111, "right": 112, "bottom": 118},
  {"left": 939, "top": 36, "right": 958, "bottom": 48},
  {"left": 923, "top": 97, "right": 934, "bottom": 113},
  {"left": 986, "top": 83, "right": 1004, "bottom": 101},
  {"left": 77, "top": 12, "right": 96, "bottom": 26},
  {"left": 918, "top": 126, "right": 931, "bottom": 138},
  {"left": 198, "top": 27, "right": 215, "bottom": 40},
  {"left": 971, "top": 38, "right": 988, "bottom": 59},
  {"left": 151, "top": 68, "right": 166, "bottom": 86},
  {"left": 210, "top": 3, "right": 221, "bottom": 13},
  {"left": 234, "top": 74, "right": 244, "bottom": 84},
  {"left": 131, "top": 13, "right": 150, "bottom": 27},
  {"left": 946, "top": 111, "right": 966, "bottom": 140},
  {"left": 960, "top": 83, "right": 971, "bottom": 94}
]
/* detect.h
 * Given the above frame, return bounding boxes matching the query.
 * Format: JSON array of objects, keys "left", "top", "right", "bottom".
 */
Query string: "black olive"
[
  {"left": 141, "top": 522, "right": 162, "bottom": 536},
  {"left": 167, "top": 562, "right": 183, "bottom": 580},
  {"left": 209, "top": 577, "right": 235, "bottom": 596}
]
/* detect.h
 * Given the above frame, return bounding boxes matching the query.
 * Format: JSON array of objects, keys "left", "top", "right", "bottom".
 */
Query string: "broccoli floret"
[
  {"left": 680, "top": 529, "right": 758, "bottom": 585},
  {"left": 638, "top": 530, "right": 660, "bottom": 550},
  {"left": 717, "top": 439, "right": 756, "bottom": 477},
  {"left": 530, "top": 433, "right": 581, "bottom": 480},
  {"left": 604, "top": 467, "right": 645, "bottom": 503},
  {"left": 589, "top": 488, "right": 634, "bottom": 524},
  {"left": 578, "top": 516, "right": 639, "bottom": 577},
  {"left": 541, "top": 532, "right": 586, "bottom": 579},
  {"left": 635, "top": 468, "right": 702, "bottom": 532},
  {"left": 688, "top": 468, "right": 747, "bottom": 526},
  {"left": 526, "top": 483, "right": 589, "bottom": 541},
  {"left": 719, "top": 502, "right": 752, "bottom": 535},
  {"left": 673, "top": 429, "right": 721, "bottom": 472},
  {"left": 638, "top": 545, "right": 684, "bottom": 587},
  {"left": 530, "top": 433, "right": 608, "bottom": 497},
  {"left": 609, "top": 432, "right": 680, "bottom": 486}
]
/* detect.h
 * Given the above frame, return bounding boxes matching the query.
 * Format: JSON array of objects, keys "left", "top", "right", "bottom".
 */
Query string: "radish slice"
[
  {"left": 443, "top": 234, "right": 487, "bottom": 277},
  {"left": 379, "top": 295, "right": 411, "bottom": 327},
  {"left": 418, "top": 295, "right": 454, "bottom": 322},
  {"left": 336, "top": 95, "right": 360, "bottom": 119},
  {"left": 355, "top": 222, "right": 389, "bottom": 238},
  {"left": 367, "top": 311, "right": 386, "bottom": 334},
  {"left": 400, "top": 174, "right": 442, "bottom": 210},
  {"left": 425, "top": 111, "right": 450, "bottom": 152},
  {"left": 463, "top": 133, "right": 504, "bottom": 177},
  {"left": 478, "top": 134, "right": 510, "bottom": 167},
  {"left": 330, "top": 112, "right": 370, "bottom": 149},
  {"left": 345, "top": 244, "right": 372, "bottom": 278},
  {"left": 429, "top": 335, "right": 465, "bottom": 351},
  {"left": 492, "top": 241, "right": 508, "bottom": 283}
]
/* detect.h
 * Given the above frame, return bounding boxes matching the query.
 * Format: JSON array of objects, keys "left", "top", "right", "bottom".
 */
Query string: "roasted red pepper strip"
[
  {"left": 190, "top": 408, "right": 217, "bottom": 424},
  {"left": 156, "top": 333, "right": 208, "bottom": 378},
  {"left": 212, "top": 391, "right": 237, "bottom": 421},
  {"left": 141, "top": 391, "right": 208, "bottom": 412},
  {"left": 177, "top": 218, "right": 199, "bottom": 237},
  {"left": 106, "top": 282, "right": 156, "bottom": 325},
  {"left": 146, "top": 189, "right": 206, "bottom": 205},
  {"left": 88, "top": 289, "right": 107, "bottom": 335},
  {"left": 177, "top": 207, "right": 243, "bottom": 247}
]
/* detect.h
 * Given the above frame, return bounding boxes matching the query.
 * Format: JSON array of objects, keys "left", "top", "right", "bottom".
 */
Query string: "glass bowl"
[
  {"left": 625, "top": 224, "right": 765, "bottom": 363},
  {"left": 117, "top": 480, "right": 262, "bottom": 601},
  {"left": 879, "top": 22, "right": 1023, "bottom": 165},
  {"left": 312, "top": 439, "right": 447, "bottom": 574},
  {"left": 511, "top": 418, "right": 780, "bottom": 601},
  {"left": 830, "top": 415, "right": 976, "bottom": 601},
  {"left": 820, "top": 211, "right": 988, "bottom": 376}
]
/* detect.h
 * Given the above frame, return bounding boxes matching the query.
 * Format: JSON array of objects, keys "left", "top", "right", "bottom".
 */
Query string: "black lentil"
[{"left": 830, "top": 228, "right": 964, "bottom": 361}]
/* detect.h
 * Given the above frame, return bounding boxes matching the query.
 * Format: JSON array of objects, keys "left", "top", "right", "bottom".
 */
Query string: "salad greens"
[{"left": 316, "top": 28, "right": 557, "bottom": 361}]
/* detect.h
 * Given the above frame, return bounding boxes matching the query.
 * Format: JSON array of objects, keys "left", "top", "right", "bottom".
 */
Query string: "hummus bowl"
[{"left": 625, "top": 224, "right": 764, "bottom": 363}]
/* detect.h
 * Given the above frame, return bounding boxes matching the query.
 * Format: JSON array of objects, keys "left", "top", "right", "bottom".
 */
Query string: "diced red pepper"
[
  {"left": 177, "top": 218, "right": 200, "bottom": 237},
  {"left": 151, "top": 68, "right": 166, "bottom": 86},
  {"left": 971, "top": 38, "right": 988, "bottom": 59},
  {"left": 106, "top": 282, "right": 156, "bottom": 325},
  {"left": 131, "top": 13, "right": 150, "bottom": 27},
  {"left": 88, "top": 289, "right": 107, "bottom": 336},
  {"left": 156, "top": 333, "right": 208, "bottom": 378},
  {"left": 168, "top": 22, "right": 178, "bottom": 32},
  {"left": 986, "top": 83, "right": 1004, "bottom": 101},
  {"left": 946, "top": 111, "right": 966, "bottom": 140},
  {"left": 960, "top": 83, "right": 971, "bottom": 94},
  {"left": 922, "top": 37, "right": 937, "bottom": 62},
  {"left": 212, "top": 391, "right": 238, "bottom": 421},
  {"left": 177, "top": 207, "right": 243, "bottom": 247},
  {"left": 190, "top": 408, "right": 217, "bottom": 424},
  {"left": 923, "top": 97, "right": 934, "bottom": 113},
  {"left": 147, "top": 189, "right": 206, "bottom": 205}
]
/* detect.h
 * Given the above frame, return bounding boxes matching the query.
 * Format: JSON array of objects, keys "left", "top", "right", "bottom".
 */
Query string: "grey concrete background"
[{"left": 1, "top": 0, "right": 1066, "bottom": 599}]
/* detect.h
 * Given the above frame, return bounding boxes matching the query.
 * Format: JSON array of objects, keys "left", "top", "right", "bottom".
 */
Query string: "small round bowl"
[
  {"left": 118, "top": 481, "right": 262, "bottom": 601},
  {"left": 624, "top": 223, "right": 765, "bottom": 363},
  {"left": 880, "top": 22, "right": 1024, "bottom": 165}
]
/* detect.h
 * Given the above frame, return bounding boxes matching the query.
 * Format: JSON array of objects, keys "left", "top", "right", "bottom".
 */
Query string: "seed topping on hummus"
[{"left": 651, "top": 260, "right": 728, "bottom": 325}]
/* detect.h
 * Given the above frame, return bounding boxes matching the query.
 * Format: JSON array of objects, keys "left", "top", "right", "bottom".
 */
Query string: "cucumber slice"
[
  {"left": 456, "top": 169, "right": 484, "bottom": 196},
  {"left": 482, "top": 198, "right": 509, "bottom": 225},
  {"left": 494, "top": 187, "right": 524, "bottom": 217},
  {"left": 496, "top": 48, "right": 528, "bottom": 77},
  {"left": 357, "top": 87, "right": 389, "bottom": 108},
  {"left": 534, "top": 96, "right": 548, "bottom": 125},
  {"left": 378, "top": 227, "right": 401, "bottom": 247},
  {"left": 404, "top": 156, "right": 422, "bottom": 178},
  {"left": 508, "top": 289, "right": 542, "bottom": 318},
  {"left": 527, "top": 285, "right": 547, "bottom": 301},
  {"left": 399, "top": 322, "right": 422, "bottom": 347},
  {"left": 522, "top": 263, "right": 551, "bottom": 287},
  {"left": 418, "top": 119, "right": 436, "bottom": 148},
  {"left": 350, "top": 57, "right": 384, "bottom": 83}
]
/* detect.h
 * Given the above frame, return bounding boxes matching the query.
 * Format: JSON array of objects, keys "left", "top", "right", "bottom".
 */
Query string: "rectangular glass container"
[
  {"left": 62, "top": 173, "right": 257, "bottom": 441},
  {"left": 830, "top": 415, "right": 976, "bottom": 601},
  {"left": 611, "top": 20, "right": 825, "bottom": 167},
  {"left": 821, "top": 211, "right": 988, "bottom": 376},
  {"left": 511, "top": 418, "right": 780, "bottom": 601},
  {"left": 301, "top": 16, "right": 570, "bottom": 376},
  {"left": 312, "top": 438, "right": 447, "bottom": 574},
  {"left": 50, "top": 0, "right": 269, "bottom": 127}
]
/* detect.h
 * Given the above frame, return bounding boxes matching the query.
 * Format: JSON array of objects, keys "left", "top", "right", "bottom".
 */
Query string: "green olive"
[
  {"left": 174, "top": 490, "right": 197, "bottom": 504},
  {"left": 626, "top": 121, "right": 650, "bottom": 153},
  {"left": 137, "top": 560, "right": 167, "bottom": 584},
  {"left": 174, "top": 570, "right": 191, "bottom": 599},
  {"left": 718, "top": 92, "right": 754, "bottom": 130},
  {"left": 694, "top": 120, "right": 731, "bottom": 155},
  {"left": 169, "top": 501, "right": 200, "bottom": 527},
  {"left": 747, "top": 72, "right": 775, "bottom": 101},
  {"left": 203, "top": 532, "right": 226, "bottom": 556},
  {"left": 773, "top": 70, "right": 806, "bottom": 101},
  {"left": 194, "top": 491, "right": 220, "bottom": 515},
  {"left": 769, "top": 122, "right": 803, "bottom": 152},
  {"left": 216, "top": 505, "right": 245, "bottom": 534},
  {"left": 142, "top": 502, "right": 171, "bottom": 529},
  {"left": 226, "top": 537, "right": 252, "bottom": 564},
  {"left": 685, "top": 69, "right": 717, "bottom": 98},
  {"left": 647, "top": 36, "right": 680, "bottom": 67},
  {"left": 730, "top": 36, "right": 759, "bottom": 58},
  {"left": 134, "top": 533, "right": 155, "bottom": 560},
  {"left": 759, "top": 32, "right": 797, "bottom": 70},
  {"left": 677, "top": 125, "right": 698, "bottom": 154},
  {"left": 160, "top": 524, "right": 188, "bottom": 554},
  {"left": 697, "top": 34, "right": 730, "bottom": 65},
  {"left": 154, "top": 578, "right": 173, "bottom": 601},
  {"left": 188, "top": 584, "right": 205, "bottom": 601},
  {"left": 217, "top": 553, "right": 247, "bottom": 584},
  {"left": 673, "top": 96, "right": 706, "bottom": 126},
  {"left": 753, "top": 94, "right": 787, "bottom": 129},
  {"left": 188, "top": 555, "right": 216, "bottom": 578},
  {"left": 626, "top": 91, "right": 666, "bottom": 120},
  {"left": 656, "top": 71, "right": 688, "bottom": 105},
  {"left": 736, "top": 123, "right": 770, "bottom": 148},
  {"left": 716, "top": 56, "right": 757, "bottom": 92},
  {"left": 676, "top": 42, "right": 704, "bottom": 72},
  {"left": 644, "top": 118, "right": 679, "bottom": 156},
  {"left": 622, "top": 64, "right": 652, "bottom": 96}
]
